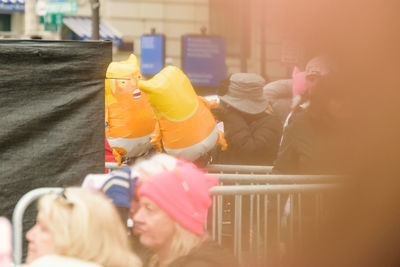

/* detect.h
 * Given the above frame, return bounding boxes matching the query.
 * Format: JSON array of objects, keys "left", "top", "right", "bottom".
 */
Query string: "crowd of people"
[
  {"left": 1, "top": 154, "right": 241, "bottom": 267},
  {"left": 3, "top": 0, "right": 400, "bottom": 265},
  {"left": 0, "top": 54, "right": 339, "bottom": 266},
  {"left": 212, "top": 56, "right": 341, "bottom": 175}
]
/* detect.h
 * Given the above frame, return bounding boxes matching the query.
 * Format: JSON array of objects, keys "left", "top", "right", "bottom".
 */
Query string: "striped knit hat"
[{"left": 102, "top": 168, "right": 136, "bottom": 209}]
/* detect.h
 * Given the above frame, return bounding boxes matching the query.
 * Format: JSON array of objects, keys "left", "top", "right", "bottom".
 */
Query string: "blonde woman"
[
  {"left": 25, "top": 188, "right": 142, "bottom": 267},
  {"left": 132, "top": 154, "right": 238, "bottom": 267}
]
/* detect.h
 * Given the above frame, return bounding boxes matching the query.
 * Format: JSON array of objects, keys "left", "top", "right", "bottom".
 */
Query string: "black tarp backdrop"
[{"left": 0, "top": 40, "right": 111, "bottom": 255}]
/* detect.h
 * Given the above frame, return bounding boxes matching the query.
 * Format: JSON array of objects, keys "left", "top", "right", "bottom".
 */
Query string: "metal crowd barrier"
[
  {"left": 105, "top": 162, "right": 126, "bottom": 173},
  {"left": 12, "top": 187, "right": 63, "bottom": 265},
  {"left": 211, "top": 173, "right": 340, "bottom": 184},
  {"left": 16, "top": 164, "right": 337, "bottom": 266},
  {"left": 12, "top": 181, "right": 338, "bottom": 266},
  {"left": 208, "top": 183, "right": 339, "bottom": 266}
]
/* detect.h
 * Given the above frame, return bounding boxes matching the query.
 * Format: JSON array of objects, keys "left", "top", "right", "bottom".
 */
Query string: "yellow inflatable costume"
[
  {"left": 138, "top": 66, "right": 227, "bottom": 161},
  {"left": 105, "top": 54, "right": 156, "bottom": 165}
]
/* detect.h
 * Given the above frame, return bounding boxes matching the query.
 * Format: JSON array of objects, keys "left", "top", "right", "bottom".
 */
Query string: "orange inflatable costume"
[
  {"left": 105, "top": 54, "right": 155, "bottom": 165},
  {"left": 138, "top": 66, "right": 227, "bottom": 161}
]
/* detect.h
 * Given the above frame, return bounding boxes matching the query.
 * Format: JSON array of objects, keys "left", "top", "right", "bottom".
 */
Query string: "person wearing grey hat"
[
  {"left": 220, "top": 73, "right": 270, "bottom": 114},
  {"left": 212, "top": 73, "right": 282, "bottom": 165}
]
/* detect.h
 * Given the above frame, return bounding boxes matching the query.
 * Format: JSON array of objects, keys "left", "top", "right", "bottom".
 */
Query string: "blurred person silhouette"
[
  {"left": 132, "top": 155, "right": 238, "bottom": 267},
  {"left": 213, "top": 73, "right": 282, "bottom": 165},
  {"left": 273, "top": 58, "right": 341, "bottom": 174},
  {"left": 102, "top": 168, "right": 153, "bottom": 265},
  {"left": 81, "top": 154, "right": 179, "bottom": 264},
  {"left": 269, "top": 0, "right": 400, "bottom": 266},
  {"left": 101, "top": 168, "right": 136, "bottom": 231},
  {"left": 24, "top": 188, "right": 142, "bottom": 267}
]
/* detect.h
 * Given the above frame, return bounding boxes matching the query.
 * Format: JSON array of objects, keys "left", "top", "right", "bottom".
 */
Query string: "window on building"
[
  {"left": 0, "top": 14, "right": 11, "bottom": 31},
  {"left": 209, "top": 0, "right": 250, "bottom": 57}
]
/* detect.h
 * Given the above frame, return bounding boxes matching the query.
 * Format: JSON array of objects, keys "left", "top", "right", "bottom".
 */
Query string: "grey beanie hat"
[{"left": 220, "top": 73, "right": 268, "bottom": 114}]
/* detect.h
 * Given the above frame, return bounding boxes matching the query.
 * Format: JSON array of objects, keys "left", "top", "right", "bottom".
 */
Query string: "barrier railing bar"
[
  {"left": 256, "top": 194, "right": 261, "bottom": 262},
  {"left": 106, "top": 162, "right": 340, "bottom": 185},
  {"left": 238, "top": 195, "right": 243, "bottom": 264},
  {"left": 289, "top": 193, "right": 294, "bottom": 250},
  {"left": 264, "top": 194, "right": 268, "bottom": 263},
  {"left": 298, "top": 193, "right": 302, "bottom": 238},
  {"left": 316, "top": 193, "right": 321, "bottom": 241},
  {"left": 217, "top": 194, "right": 223, "bottom": 245},
  {"left": 210, "top": 184, "right": 338, "bottom": 195},
  {"left": 234, "top": 195, "right": 238, "bottom": 257},
  {"left": 12, "top": 187, "right": 63, "bottom": 265},
  {"left": 212, "top": 196, "right": 216, "bottom": 241},
  {"left": 206, "top": 164, "right": 273, "bottom": 173},
  {"left": 250, "top": 188, "right": 254, "bottom": 252},
  {"left": 277, "top": 194, "right": 281, "bottom": 252},
  {"left": 208, "top": 174, "right": 341, "bottom": 184}
]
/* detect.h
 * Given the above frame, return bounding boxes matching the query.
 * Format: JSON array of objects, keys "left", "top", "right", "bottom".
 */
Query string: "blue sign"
[
  {"left": 0, "top": 0, "right": 24, "bottom": 13},
  {"left": 140, "top": 35, "right": 165, "bottom": 75},
  {"left": 182, "top": 35, "right": 226, "bottom": 87}
]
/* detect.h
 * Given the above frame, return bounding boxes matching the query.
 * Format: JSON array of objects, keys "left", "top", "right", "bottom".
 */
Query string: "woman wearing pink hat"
[{"left": 132, "top": 155, "right": 238, "bottom": 267}]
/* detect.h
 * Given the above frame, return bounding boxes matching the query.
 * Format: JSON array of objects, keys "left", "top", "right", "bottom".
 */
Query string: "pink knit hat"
[{"left": 138, "top": 159, "right": 218, "bottom": 235}]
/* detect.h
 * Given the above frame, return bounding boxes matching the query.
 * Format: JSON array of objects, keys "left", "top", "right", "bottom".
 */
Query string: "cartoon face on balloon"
[{"left": 109, "top": 74, "right": 142, "bottom": 103}]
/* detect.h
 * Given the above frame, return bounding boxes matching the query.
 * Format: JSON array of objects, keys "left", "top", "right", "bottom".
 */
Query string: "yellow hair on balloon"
[{"left": 105, "top": 54, "right": 155, "bottom": 165}]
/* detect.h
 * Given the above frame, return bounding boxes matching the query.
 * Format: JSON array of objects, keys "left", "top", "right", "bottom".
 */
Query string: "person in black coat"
[
  {"left": 272, "top": 57, "right": 349, "bottom": 175},
  {"left": 273, "top": 74, "right": 347, "bottom": 175},
  {"left": 213, "top": 73, "right": 283, "bottom": 165}
]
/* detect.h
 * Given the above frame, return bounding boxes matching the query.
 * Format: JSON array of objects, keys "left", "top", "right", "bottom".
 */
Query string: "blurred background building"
[{"left": 2, "top": 0, "right": 303, "bottom": 82}]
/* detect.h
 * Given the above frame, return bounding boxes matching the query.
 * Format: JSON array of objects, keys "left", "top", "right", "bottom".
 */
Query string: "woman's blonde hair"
[
  {"left": 38, "top": 188, "right": 141, "bottom": 267},
  {"left": 148, "top": 222, "right": 206, "bottom": 267}
]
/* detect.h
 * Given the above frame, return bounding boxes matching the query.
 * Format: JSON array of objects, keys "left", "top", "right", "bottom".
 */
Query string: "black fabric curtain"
[{"left": 0, "top": 40, "right": 111, "bottom": 253}]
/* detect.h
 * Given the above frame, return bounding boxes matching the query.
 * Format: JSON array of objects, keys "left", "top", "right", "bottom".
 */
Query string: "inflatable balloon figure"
[
  {"left": 138, "top": 66, "right": 227, "bottom": 161},
  {"left": 105, "top": 54, "right": 155, "bottom": 165}
]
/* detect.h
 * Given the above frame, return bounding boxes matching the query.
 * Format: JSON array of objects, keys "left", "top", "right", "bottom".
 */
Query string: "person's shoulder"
[
  {"left": 171, "top": 240, "right": 238, "bottom": 267},
  {"left": 28, "top": 255, "right": 102, "bottom": 267}
]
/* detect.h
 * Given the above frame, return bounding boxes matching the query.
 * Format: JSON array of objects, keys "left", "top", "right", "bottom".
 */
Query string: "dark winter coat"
[
  {"left": 213, "top": 103, "right": 282, "bottom": 165},
  {"left": 168, "top": 240, "right": 238, "bottom": 267},
  {"left": 273, "top": 107, "right": 344, "bottom": 174}
]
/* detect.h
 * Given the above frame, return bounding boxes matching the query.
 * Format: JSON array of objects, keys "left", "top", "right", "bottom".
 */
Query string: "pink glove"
[
  {"left": 292, "top": 66, "right": 307, "bottom": 97},
  {"left": 0, "top": 217, "right": 12, "bottom": 267}
]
